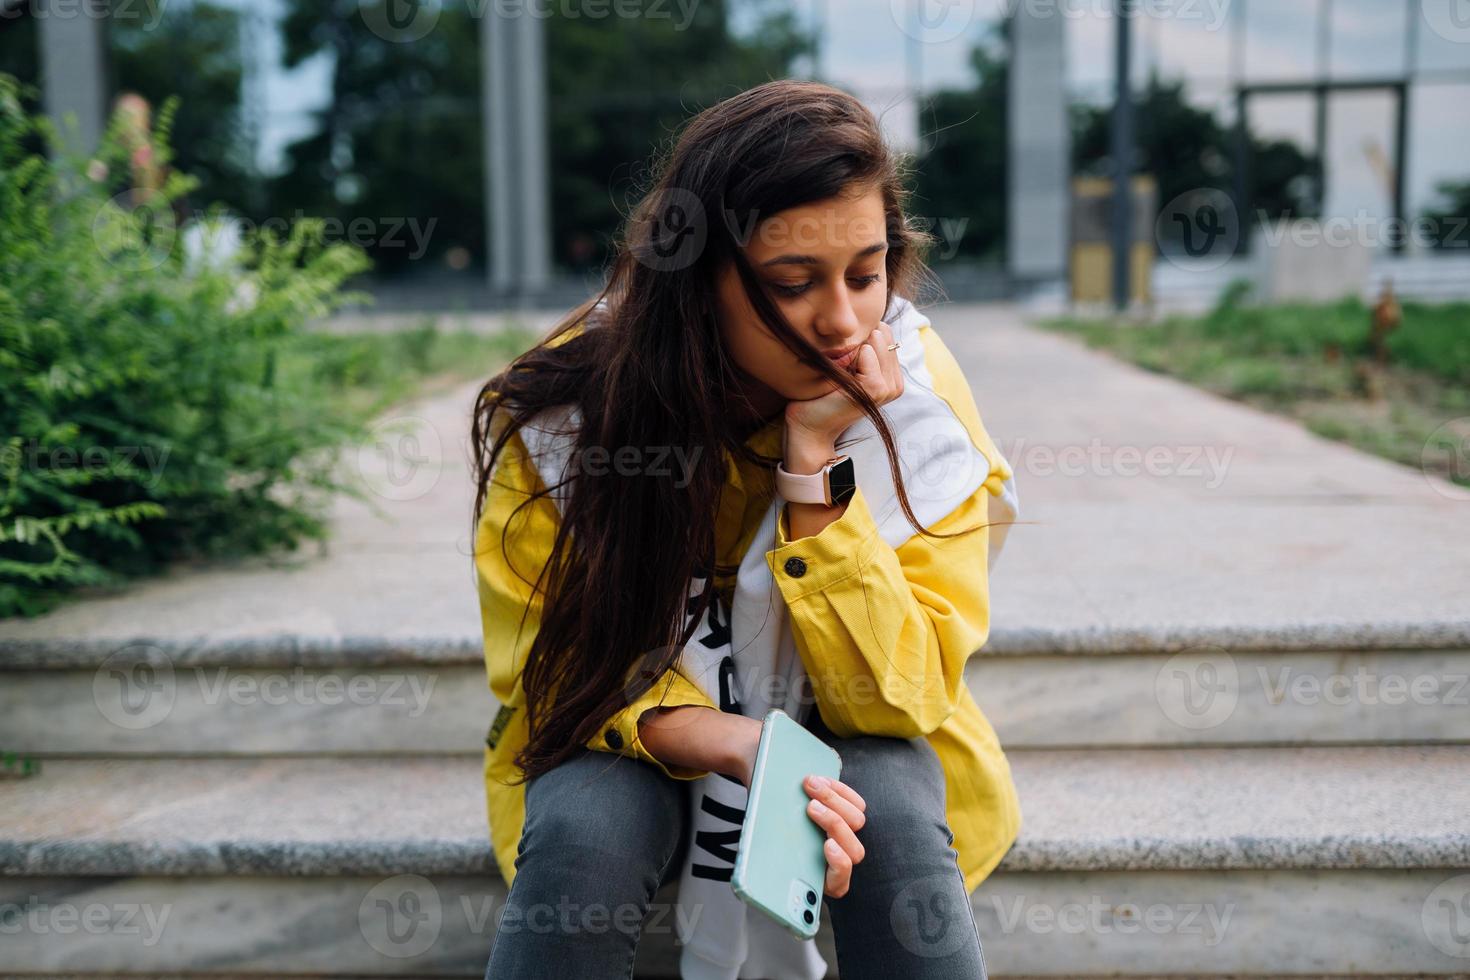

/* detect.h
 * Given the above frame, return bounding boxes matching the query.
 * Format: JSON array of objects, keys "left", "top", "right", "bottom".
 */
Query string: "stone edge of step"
[{"left": 4, "top": 617, "right": 1470, "bottom": 669}]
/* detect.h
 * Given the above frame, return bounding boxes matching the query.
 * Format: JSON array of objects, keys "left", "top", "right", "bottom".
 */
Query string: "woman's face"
[{"left": 714, "top": 185, "right": 890, "bottom": 417}]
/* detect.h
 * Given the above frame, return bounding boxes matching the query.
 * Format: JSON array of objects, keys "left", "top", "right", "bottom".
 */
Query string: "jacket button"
[
  {"left": 784, "top": 557, "right": 807, "bottom": 578},
  {"left": 604, "top": 728, "right": 624, "bottom": 749}
]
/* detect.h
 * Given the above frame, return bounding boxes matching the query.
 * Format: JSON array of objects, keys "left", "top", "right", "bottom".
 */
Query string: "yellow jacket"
[{"left": 475, "top": 319, "right": 1022, "bottom": 894}]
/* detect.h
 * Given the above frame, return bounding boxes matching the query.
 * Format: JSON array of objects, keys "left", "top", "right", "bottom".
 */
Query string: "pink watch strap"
[{"left": 775, "top": 458, "right": 839, "bottom": 505}]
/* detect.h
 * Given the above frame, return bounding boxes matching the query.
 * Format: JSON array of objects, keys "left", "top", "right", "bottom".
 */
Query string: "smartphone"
[{"left": 730, "top": 707, "right": 844, "bottom": 941}]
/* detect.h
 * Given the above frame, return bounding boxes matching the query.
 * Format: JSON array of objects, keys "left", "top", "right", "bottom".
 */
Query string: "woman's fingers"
[
  {"left": 822, "top": 837, "right": 853, "bottom": 898},
  {"left": 861, "top": 323, "right": 901, "bottom": 401},
  {"left": 811, "top": 775, "right": 864, "bottom": 811},
  {"left": 802, "top": 775, "right": 867, "bottom": 898},
  {"left": 804, "top": 775, "right": 866, "bottom": 829},
  {"left": 806, "top": 794, "right": 865, "bottom": 858}
]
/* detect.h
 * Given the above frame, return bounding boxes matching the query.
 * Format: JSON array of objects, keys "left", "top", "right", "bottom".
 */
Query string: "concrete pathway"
[{"left": 3, "top": 302, "right": 1467, "bottom": 660}]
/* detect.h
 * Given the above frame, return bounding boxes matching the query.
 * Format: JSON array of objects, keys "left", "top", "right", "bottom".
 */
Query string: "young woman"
[{"left": 471, "top": 79, "right": 1021, "bottom": 979}]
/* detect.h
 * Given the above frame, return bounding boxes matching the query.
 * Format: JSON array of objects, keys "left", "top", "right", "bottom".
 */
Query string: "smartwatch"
[{"left": 775, "top": 455, "right": 857, "bottom": 507}]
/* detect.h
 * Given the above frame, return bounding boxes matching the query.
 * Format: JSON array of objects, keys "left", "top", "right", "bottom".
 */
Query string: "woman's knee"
[{"left": 826, "top": 732, "right": 953, "bottom": 854}]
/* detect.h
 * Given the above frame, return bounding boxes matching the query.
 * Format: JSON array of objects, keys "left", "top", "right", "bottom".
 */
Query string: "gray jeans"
[{"left": 483, "top": 709, "right": 988, "bottom": 979}]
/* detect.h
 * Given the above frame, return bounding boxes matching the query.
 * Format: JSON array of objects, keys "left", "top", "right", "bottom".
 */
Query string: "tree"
[
  {"left": 270, "top": 0, "right": 815, "bottom": 277},
  {"left": 1422, "top": 179, "right": 1470, "bottom": 250},
  {"left": 911, "top": 26, "right": 1009, "bottom": 262},
  {"left": 1072, "top": 74, "right": 1318, "bottom": 250}
]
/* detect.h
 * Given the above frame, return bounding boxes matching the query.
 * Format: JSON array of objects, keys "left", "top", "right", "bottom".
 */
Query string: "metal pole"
[
  {"left": 1392, "top": 82, "right": 1408, "bottom": 254},
  {"left": 1109, "top": 0, "right": 1134, "bottom": 311}
]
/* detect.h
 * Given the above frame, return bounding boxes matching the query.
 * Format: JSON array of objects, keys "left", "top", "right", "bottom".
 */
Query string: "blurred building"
[{"left": 10, "top": 0, "right": 1470, "bottom": 310}]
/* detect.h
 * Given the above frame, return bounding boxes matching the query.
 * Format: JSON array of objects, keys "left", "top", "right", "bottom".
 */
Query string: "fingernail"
[
  {"left": 809, "top": 775, "right": 829, "bottom": 789},
  {"left": 809, "top": 799, "right": 827, "bottom": 815}
]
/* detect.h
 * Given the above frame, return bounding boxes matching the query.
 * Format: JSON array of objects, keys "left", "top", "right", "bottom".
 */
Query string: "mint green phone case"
[{"left": 730, "top": 707, "right": 844, "bottom": 940}]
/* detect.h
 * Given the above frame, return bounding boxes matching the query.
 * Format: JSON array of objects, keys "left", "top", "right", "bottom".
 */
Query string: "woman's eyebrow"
[{"left": 759, "top": 241, "right": 888, "bottom": 268}]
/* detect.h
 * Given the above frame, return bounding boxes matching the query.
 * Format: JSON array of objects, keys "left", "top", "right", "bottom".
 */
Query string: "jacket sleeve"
[
  {"left": 762, "top": 324, "right": 1013, "bottom": 739},
  {"left": 475, "top": 427, "right": 719, "bottom": 780}
]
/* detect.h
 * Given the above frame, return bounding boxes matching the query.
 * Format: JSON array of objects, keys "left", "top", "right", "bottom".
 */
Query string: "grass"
[
  {"left": 286, "top": 317, "right": 540, "bottom": 422},
  {"left": 1039, "top": 296, "right": 1470, "bottom": 491}
]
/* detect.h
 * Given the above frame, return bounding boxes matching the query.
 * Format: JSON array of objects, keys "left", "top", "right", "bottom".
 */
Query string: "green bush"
[{"left": 0, "top": 75, "right": 374, "bottom": 618}]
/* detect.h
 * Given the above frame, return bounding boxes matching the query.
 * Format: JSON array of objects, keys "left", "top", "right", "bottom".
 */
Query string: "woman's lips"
[{"left": 825, "top": 345, "right": 860, "bottom": 370}]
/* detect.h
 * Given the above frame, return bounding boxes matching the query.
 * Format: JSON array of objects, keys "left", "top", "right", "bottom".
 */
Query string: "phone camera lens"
[
  {"left": 803, "top": 909, "right": 815, "bottom": 925},
  {"left": 806, "top": 889, "right": 817, "bottom": 905}
]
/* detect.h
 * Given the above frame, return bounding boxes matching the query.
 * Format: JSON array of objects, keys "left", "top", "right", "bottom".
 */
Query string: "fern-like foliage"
[{"left": 0, "top": 74, "right": 374, "bottom": 618}]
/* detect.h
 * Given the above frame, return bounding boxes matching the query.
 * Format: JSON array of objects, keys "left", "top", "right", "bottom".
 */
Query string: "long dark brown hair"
[{"left": 471, "top": 79, "right": 994, "bottom": 782}]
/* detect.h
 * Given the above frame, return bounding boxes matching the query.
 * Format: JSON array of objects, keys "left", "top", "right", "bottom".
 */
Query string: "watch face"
[{"left": 828, "top": 456, "right": 856, "bottom": 505}]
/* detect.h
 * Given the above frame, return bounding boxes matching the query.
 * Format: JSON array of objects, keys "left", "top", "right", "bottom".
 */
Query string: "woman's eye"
[{"left": 773, "top": 275, "right": 881, "bottom": 299}]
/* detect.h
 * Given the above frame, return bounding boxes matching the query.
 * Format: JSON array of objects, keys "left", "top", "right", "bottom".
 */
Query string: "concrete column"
[
  {"left": 481, "top": 8, "right": 553, "bottom": 306},
  {"left": 38, "top": 0, "right": 110, "bottom": 156},
  {"left": 1006, "top": 5, "right": 1070, "bottom": 291}
]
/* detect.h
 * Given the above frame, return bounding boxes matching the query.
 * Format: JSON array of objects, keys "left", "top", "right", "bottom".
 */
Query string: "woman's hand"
[
  {"left": 803, "top": 774, "right": 867, "bottom": 898},
  {"left": 784, "top": 320, "right": 904, "bottom": 450}
]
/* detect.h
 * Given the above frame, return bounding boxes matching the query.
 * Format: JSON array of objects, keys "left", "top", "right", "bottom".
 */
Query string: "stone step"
[
  {"left": 2, "top": 747, "right": 1468, "bottom": 975},
  {"left": 4, "top": 642, "right": 1469, "bottom": 756}
]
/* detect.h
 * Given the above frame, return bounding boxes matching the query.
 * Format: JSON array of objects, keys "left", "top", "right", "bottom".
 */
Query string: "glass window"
[
  {"left": 1415, "top": 0, "right": 1470, "bottom": 72},
  {"left": 1149, "top": 4, "right": 1233, "bottom": 84},
  {"left": 1244, "top": 0, "right": 1323, "bottom": 81},
  {"left": 1329, "top": 0, "right": 1407, "bottom": 79}
]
